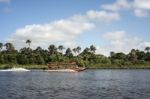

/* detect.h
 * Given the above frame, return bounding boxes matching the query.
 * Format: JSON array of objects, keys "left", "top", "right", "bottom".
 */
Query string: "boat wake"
[
  {"left": 46, "top": 69, "right": 78, "bottom": 72},
  {"left": 0, "top": 68, "right": 30, "bottom": 72}
]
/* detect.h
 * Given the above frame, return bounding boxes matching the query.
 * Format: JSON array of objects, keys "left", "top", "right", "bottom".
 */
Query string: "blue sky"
[{"left": 0, "top": 0, "right": 150, "bottom": 55}]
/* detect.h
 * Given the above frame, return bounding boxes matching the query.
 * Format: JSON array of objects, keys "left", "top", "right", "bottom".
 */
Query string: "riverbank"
[
  {"left": 87, "top": 64, "right": 150, "bottom": 69},
  {"left": 1, "top": 64, "right": 150, "bottom": 70}
]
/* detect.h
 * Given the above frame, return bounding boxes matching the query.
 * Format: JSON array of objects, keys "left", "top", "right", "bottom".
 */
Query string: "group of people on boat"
[{"left": 47, "top": 61, "right": 86, "bottom": 72}]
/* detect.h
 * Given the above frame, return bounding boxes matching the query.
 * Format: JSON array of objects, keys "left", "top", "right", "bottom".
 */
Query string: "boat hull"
[{"left": 47, "top": 68, "right": 86, "bottom": 72}]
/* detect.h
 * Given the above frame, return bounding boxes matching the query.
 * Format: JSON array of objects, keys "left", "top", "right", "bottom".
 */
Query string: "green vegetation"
[{"left": 0, "top": 40, "right": 150, "bottom": 69}]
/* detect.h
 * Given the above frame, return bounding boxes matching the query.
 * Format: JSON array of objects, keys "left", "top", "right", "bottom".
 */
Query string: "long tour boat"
[{"left": 47, "top": 61, "right": 86, "bottom": 72}]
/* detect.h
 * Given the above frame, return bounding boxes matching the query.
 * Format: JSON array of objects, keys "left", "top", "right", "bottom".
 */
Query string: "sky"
[{"left": 0, "top": 0, "right": 150, "bottom": 56}]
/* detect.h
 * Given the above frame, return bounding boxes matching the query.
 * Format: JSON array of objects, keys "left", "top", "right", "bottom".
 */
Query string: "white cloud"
[
  {"left": 5, "top": 1, "right": 150, "bottom": 56},
  {"left": 102, "top": 0, "right": 130, "bottom": 11},
  {"left": 96, "top": 31, "right": 150, "bottom": 56},
  {"left": 0, "top": 0, "right": 10, "bottom": 4},
  {"left": 8, "top": 19, "right": 94, "bottom": 49},
  {"left": 8, "top": 9, "right": 120, "bottom": 49},
  {"left": 103, "top": 31, "right": 125, "bottom": 41},
  {"left": 86, "top": 10, "right": 120, "bottom": 22},
  {"left": 133, "top": 0, "right": 150, "bottom": 17},
  {"left": 134, "top": 9, "right": 148, "bottom": 17},
  {"left": 71, "top": 10, "right": 120, "bottom": 23},
  {"left": 142, "top": 42, "right": 150, "bottom": 47},
  {"left": 102, "top": 0, "right": 150, "bottom": 17},
  {"left": 133, "top": 0, "right": 150, "bottom": 10}
]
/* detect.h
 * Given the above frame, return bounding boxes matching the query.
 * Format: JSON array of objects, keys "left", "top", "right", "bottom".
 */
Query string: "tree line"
[{"left": 0, "top": 40, "right": 150, "bottom": 68}]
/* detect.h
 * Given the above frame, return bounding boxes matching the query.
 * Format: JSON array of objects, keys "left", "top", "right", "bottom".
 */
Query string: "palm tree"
[
  {"left": 48, "top": 44, "right": 57, "bottom": 54},
  {"left": 84, "top": 47, "right": 90, "bottom": 53},
  {"left": 5, "top": 43, "right": 14, "bottom": 51},
  {"left": 145, "top": 47, "right": 150, "bottom": 53},
  {"left": 35, "top": 46, "right": 42, "bottom": 53},
  {"left": 110, "top": 51, "right": 115, "bottom": 57},
  {"left": 82, "top": 47, "right": 90, "bottom": 66},
  {"left": 76, "top": 46, "right": 81, "bottom": 54},
  {"left": 20, "top": 47, "right": 27, "bottom": 54},
  {"left": 65, "top": 48, "right": 72, "bottom": 57},
  {"left": 72, "top": 48, "right": 77, "bottom": 56},
  {"left": 26, "top": 39, "right": 31, "bottom": 48},
  {"left": 0, "top": 43, "right": 3, "bottom": 51},
  {"left": 90, "top": 45, "right": 96, "bottom": 53},
  {"left": 128, "top": 49, "right": 137, "bottom": 61},
  {"left": 131, "top": 49, "right": 136, "bottom": 54},
  {"left": 58, "top": 45, "right": 65, "bottom": 53}
]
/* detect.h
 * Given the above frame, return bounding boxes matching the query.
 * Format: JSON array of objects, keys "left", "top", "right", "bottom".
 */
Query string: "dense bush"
[{"left": 0, "top": 42, "right": 150, "bottom": 69}]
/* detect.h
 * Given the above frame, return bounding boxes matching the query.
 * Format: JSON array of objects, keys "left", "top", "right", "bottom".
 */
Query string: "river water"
[{"left": 0, "top": 70, "right": 150, "bottom": 99}]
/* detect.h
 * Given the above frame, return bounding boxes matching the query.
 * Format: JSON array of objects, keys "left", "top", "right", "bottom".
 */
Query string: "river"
[{"left": 0, "top": 69, "right": 150, "bottom": 99}]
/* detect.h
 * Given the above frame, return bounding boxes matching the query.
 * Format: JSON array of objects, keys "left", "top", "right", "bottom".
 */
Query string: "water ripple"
[{"left": 0, "top": 70, "right": 150, "bottom": 99}]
